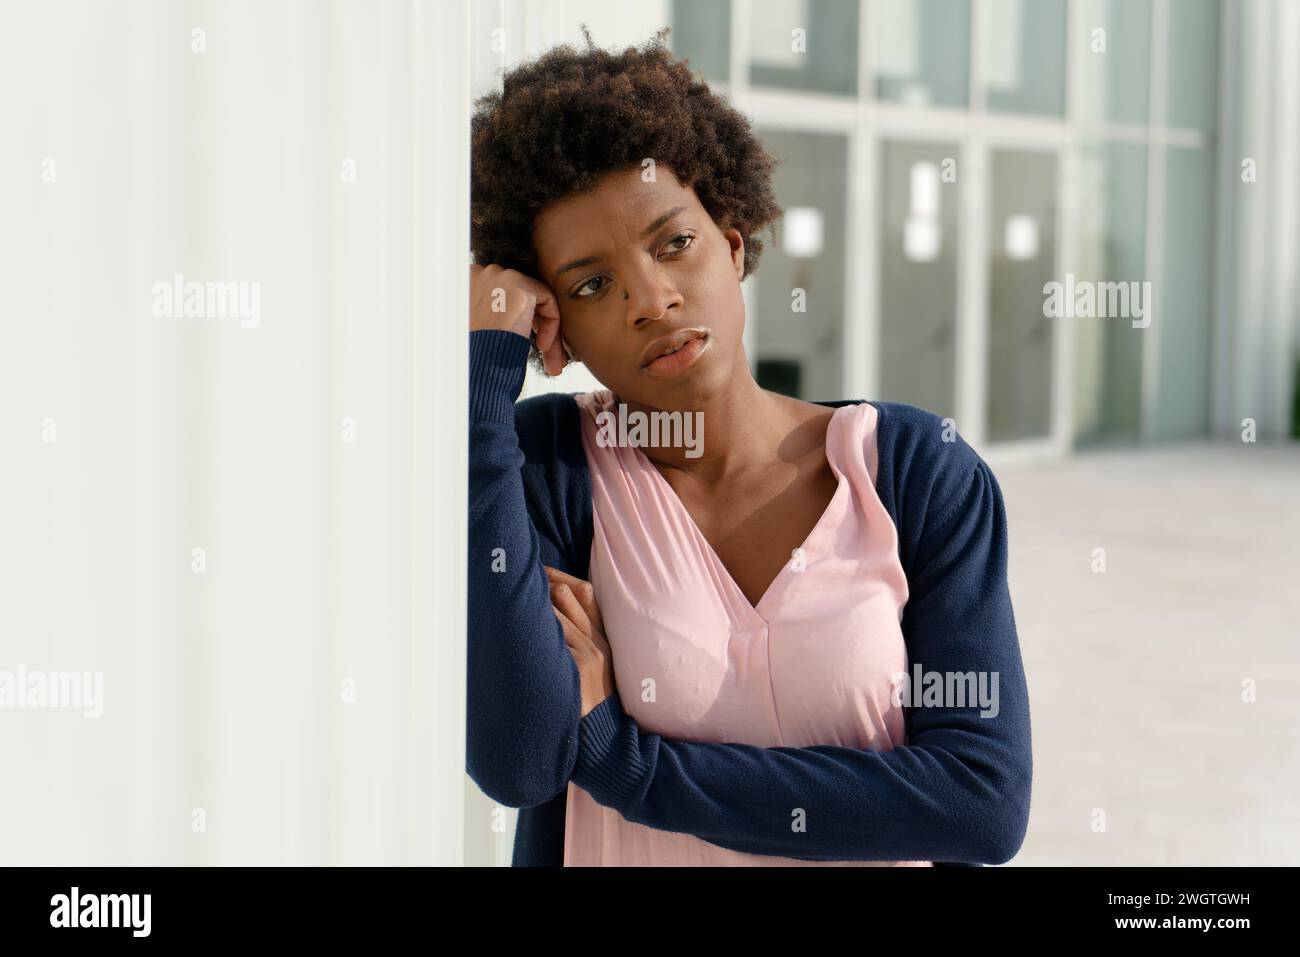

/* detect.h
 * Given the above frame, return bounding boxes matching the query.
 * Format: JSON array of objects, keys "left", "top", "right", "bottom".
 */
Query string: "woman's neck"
[{"left": 616, "top": 373, "right": 811, "bottom": 486}]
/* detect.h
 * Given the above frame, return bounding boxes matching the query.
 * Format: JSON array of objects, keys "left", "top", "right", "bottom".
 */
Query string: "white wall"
[{"left": 0, "top": 0, "right": 471, "bottom": 865}]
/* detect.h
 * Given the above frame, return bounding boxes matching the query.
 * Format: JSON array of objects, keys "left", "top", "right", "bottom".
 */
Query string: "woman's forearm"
[{"left": 467, "top": 329, "right": 583, "bottom": 808}]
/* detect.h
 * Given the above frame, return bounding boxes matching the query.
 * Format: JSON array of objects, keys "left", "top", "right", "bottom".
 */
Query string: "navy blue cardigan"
[{"left": 468, "top": 329, "right": 1032, "bottom": 867}]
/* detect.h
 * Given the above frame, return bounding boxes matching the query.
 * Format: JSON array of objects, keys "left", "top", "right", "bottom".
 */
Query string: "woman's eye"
[
  {"left": 665, "top": 233, "right": 695, "bottom": 253},
  {"left": 571, "top": 237, "right": 692, "bottom": 298},
  {"left": 574, "top": 276, "right": 607, "bottom": 297}
]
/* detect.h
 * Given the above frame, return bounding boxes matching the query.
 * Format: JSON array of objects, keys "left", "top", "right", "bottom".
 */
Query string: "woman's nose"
[{"left": 624, "top": 271, "right": 682, "bottom": 325}]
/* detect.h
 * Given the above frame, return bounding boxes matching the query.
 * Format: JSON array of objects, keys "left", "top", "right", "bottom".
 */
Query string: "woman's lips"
[{"left": 642, "top": 334, "right": 709, "bottom": 377}]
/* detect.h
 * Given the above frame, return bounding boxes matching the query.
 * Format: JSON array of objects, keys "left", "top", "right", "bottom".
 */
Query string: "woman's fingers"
[
  {"left": 531, "top": 312, "right": 567, "bottom": 377},
  {"left": 554, "top": 601, "right": 610, "bottom": 719},
  {"left": 543, "top": 566, "right": 605, "bottom": 634},
  {"left": 552, "top": 604, "right": 582, "bottom": 651},
  {"left": 542, "top": 324, "right": 568, "bottom": 376},
  {"left": 550, "top": 582, "right": 592, "bottom": 639},
  {"left": 523, "top": 274, "right": 561, "bottom": 324},
  {"left": 522, "top": 275, "right": 566, "bottom": 376},
  {"left": 533, "top": 310, "right": 559, "bottom": 354}
]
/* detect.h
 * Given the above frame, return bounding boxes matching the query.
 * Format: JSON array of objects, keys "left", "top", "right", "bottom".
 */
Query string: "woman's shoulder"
[
  {"left": 513, "top": 389, "right": 582, "bottom": 425},
  {"left": 510, "top": 391, "right": 595, "bottom": 561},
  {"left": 513, "top": 389, "right": 611, "bottom": 435},
  {"left": 850, "top": 399, "right": 997, "bottom": 510},
  {"left": 511, "top": 391, "right": 594, "bottom": 477}
]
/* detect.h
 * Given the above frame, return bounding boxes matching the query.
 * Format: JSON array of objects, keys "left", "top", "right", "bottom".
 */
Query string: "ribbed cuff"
[
  {"left": 571, "top": 692, "right": 649, "bottom": 814},
  {"left": 469, "top": 329, "right": 531, "bottom": 425}
]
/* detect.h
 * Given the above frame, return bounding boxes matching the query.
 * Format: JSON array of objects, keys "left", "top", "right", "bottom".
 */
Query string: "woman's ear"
[{"left": 723, "top": 227, "right": 745, "bottom": 280}]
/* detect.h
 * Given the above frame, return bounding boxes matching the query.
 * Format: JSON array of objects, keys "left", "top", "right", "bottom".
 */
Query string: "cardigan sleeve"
[
  {"left": 569, "top": 448, "right": 1033, "bottom": 865},
  {"left": 467, "top": 329, "right": 584, "bottom": 809}
]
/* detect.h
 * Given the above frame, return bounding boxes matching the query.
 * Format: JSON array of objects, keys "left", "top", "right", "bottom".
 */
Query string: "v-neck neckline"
[{"left": 630, "top": 402, "right": 855, "bottom": 629}]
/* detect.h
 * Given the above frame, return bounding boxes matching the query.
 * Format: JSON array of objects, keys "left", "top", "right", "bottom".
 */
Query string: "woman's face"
[{"left": 531, "top": 165, "right": 748, "bottom": 409}]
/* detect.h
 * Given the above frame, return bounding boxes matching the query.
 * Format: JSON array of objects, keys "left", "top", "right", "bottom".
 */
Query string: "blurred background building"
[{"left": 493, "top": 0, "right": 1300, "bottom": 454}]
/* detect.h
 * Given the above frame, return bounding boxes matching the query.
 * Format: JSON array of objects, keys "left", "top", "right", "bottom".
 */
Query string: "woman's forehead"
[
  {"left": 542, "top": 169, "right": 695, "bottom": 225},
  {"left": 533, "top": 169, "right": 702, "bottom": 261}
]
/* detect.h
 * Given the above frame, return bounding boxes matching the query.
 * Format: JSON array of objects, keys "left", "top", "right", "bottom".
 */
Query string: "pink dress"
[{"left": 564, "top": 388, "right": 931, "bottom": 867}]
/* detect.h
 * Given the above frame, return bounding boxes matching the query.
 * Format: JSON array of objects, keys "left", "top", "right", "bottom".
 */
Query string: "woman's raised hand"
[{"left": 469, "top": 264, "right": 567, "bottom": 376}]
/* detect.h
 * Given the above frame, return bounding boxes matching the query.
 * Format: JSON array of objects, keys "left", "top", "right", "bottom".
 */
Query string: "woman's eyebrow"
[
  {"left": 553, "top": 206, "right": 689, "bottom": 281},
  {"left": 641, "top": 206, "right": 687, "bottom": 237},
  {"left": 554, "top": 255, "right": 601, "bottom": 280}
]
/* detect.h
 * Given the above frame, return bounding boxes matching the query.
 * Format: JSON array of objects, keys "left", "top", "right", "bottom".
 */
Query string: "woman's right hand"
[{"left": 469, "top": 263, "right": 568, "bottom": 376}]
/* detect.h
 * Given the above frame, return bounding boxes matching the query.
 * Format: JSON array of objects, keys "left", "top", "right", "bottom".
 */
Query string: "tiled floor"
[{"left": 992, "top": 439, "right": 1300, "bottom": 865}]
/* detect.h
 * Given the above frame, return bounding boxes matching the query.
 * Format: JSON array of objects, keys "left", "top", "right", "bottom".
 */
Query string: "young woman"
[{"left": 467, "top": 29, "right": 1032, "bottom": 867}]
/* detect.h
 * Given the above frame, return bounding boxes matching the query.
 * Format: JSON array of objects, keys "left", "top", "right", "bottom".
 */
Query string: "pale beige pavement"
[{"left": 992, "top": 439, "right": 1300, "bottom": 865}]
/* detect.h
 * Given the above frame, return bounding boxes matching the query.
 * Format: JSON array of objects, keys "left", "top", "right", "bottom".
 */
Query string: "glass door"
[
  {"left": 749, "top": 128, "right": 850, "bottom": 400},
  {"left": 877, "top": 139, "right": 961, "bottom": 421},
  {"left": 987, "top": 148, "right": 1059, "bottom": 443}
]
